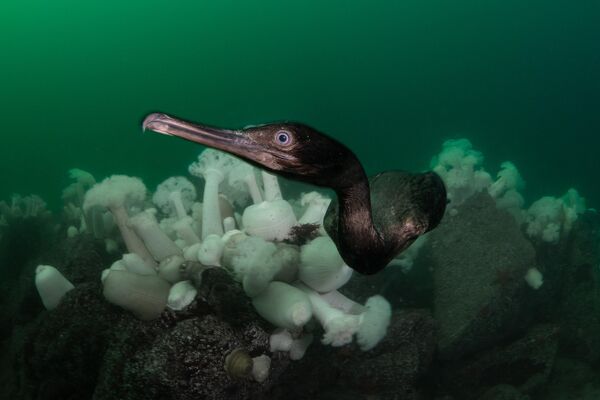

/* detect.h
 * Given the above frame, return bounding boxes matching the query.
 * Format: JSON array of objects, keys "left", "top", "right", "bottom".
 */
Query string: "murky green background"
[{"left": 1, "top": 0, "right": 599, "bottom": 209}]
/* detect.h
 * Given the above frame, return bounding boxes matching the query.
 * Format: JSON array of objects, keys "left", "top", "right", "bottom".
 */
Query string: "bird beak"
[{"left": 142, "top": 112, "right": 252, "bottom": 154}]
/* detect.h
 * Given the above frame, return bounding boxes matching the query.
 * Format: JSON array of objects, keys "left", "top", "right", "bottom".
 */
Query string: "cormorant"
[{"left": 142, "top": 113, "right": 447, "bottom": 275}]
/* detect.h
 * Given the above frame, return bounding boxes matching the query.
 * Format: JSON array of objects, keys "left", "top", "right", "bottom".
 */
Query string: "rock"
[
  {"left": 268, "top": 309, "right": 437, "bottom": 399},
  {"left": 0, "top": 214, "right": 56, "bottom": 282},
  {"left": 5, "top": 283, "right": 121, "bottom": 399},
  {"left": 1, "top": 234, "right": 113, "bottom": 333},
  {"left": 0, "top": 227, "right": 117, "bottom": 399},
  {"left": 551, "top": 210, "right": 600, "bottom": 363},
  {"left": 479, "top": 384, "right": 530, "bottom": 400},
  {"left": 430, "top": 193, "right": 537, "bottom": 359},
  {"left": 95, "top": 315, "right": 273, "bottom": 400},
  {"left": 440, "top": 324, "right": 559, "bottom": 399},
  {"left": 2, "top": 255, "right": 277, "bottom": 400},
  {"left": 540, "top": 357, "right": 600, "bottom": 400},
  {"left": 0, "top": 215, "right": 62, "bottom": 339},
  {"left": 342, "top": 249, "right": 434, "bottom": 310},
  {"left": 184, "top": 263, "right": 258, "bottom": 327},
  {"left": 339, "top": 309, "right": 436, "bottom": 396},
  {"left": 57, "top": 234, "right": 114, "bottom": 284}
]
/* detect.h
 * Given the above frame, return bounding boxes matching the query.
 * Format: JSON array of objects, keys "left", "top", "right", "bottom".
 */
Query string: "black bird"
[{"left": 142, "top": 113, "right": 447, "bottom": 275}]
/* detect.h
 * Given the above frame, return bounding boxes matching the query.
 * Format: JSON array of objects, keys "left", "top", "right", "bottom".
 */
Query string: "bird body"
[{"left": 325, "top": 170, "right": 446, "bottom": 274}]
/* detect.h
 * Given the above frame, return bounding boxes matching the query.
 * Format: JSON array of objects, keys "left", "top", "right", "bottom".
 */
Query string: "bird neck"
[{"left": 335, "top": 179, "right": 387, "bottom": 274}]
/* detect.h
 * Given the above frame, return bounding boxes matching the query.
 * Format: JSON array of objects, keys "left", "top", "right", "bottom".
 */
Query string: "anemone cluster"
[
  {"left": 0, "top": 193, "right": 50, "bottom": 243},
  {"left": 0, "top": 194, "right": 49, "bottom": 221},
  {"left": 34, "top": 147, "right": 393, "bottom": 383},
  {"left": 430, "top": 138, "right": 587, "bottom": 244}
]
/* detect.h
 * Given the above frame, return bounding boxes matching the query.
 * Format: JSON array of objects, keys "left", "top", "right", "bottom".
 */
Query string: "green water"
[{"left": 1, "top": 0, "right": 599, "bottom": 209}]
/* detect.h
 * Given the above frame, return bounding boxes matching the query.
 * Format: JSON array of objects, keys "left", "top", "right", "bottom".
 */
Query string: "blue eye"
[{"left": 275, "top": 130, "right": 291, "bottom": 145}]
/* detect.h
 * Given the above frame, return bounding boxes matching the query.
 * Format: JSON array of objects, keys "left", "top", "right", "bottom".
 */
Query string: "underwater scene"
[{"left": 1, "top": 1, "right": 600, "bottom": 399}]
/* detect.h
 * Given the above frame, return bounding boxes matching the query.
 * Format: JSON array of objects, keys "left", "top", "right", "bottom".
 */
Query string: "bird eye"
[{"left": 275, "top": 130, "right": 292, "bottom": 146}]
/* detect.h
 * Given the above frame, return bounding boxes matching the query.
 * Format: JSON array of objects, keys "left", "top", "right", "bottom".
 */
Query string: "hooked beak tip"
[
  {"left": 142, "top": 112, "right": 162, "bottom": 132},
  {"left": 142, "top": 112, "right": 176, "bottom": 137}
]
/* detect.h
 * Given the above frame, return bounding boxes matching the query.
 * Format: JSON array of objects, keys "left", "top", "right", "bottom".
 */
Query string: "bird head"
[{"left": 143, "top": 113, "right": 363, "bottom": 189}]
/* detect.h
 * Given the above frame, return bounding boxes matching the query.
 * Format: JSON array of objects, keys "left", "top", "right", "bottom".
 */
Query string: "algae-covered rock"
[
  {"left": 440, "top": 324, "right": 559, "bottom": 399},
  {"left": 551, "top": 210, "right": 600, "bottom": 363},
  {"left": 95, "top": 315, "right": 272, "bottom": 400},
  {"left": 430, "top": 193, "right": 537, "bottom": 360},
  {"left": 268, "top": 309, "right": 437, "bottom": 400},
  {"left": 480, "top": 384, "right": 530, "bottom": 400}
]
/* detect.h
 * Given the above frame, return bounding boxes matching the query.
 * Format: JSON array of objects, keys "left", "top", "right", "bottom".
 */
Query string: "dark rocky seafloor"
[{"left": 1, "top": 192, "right": 600, "bottom": 400}]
